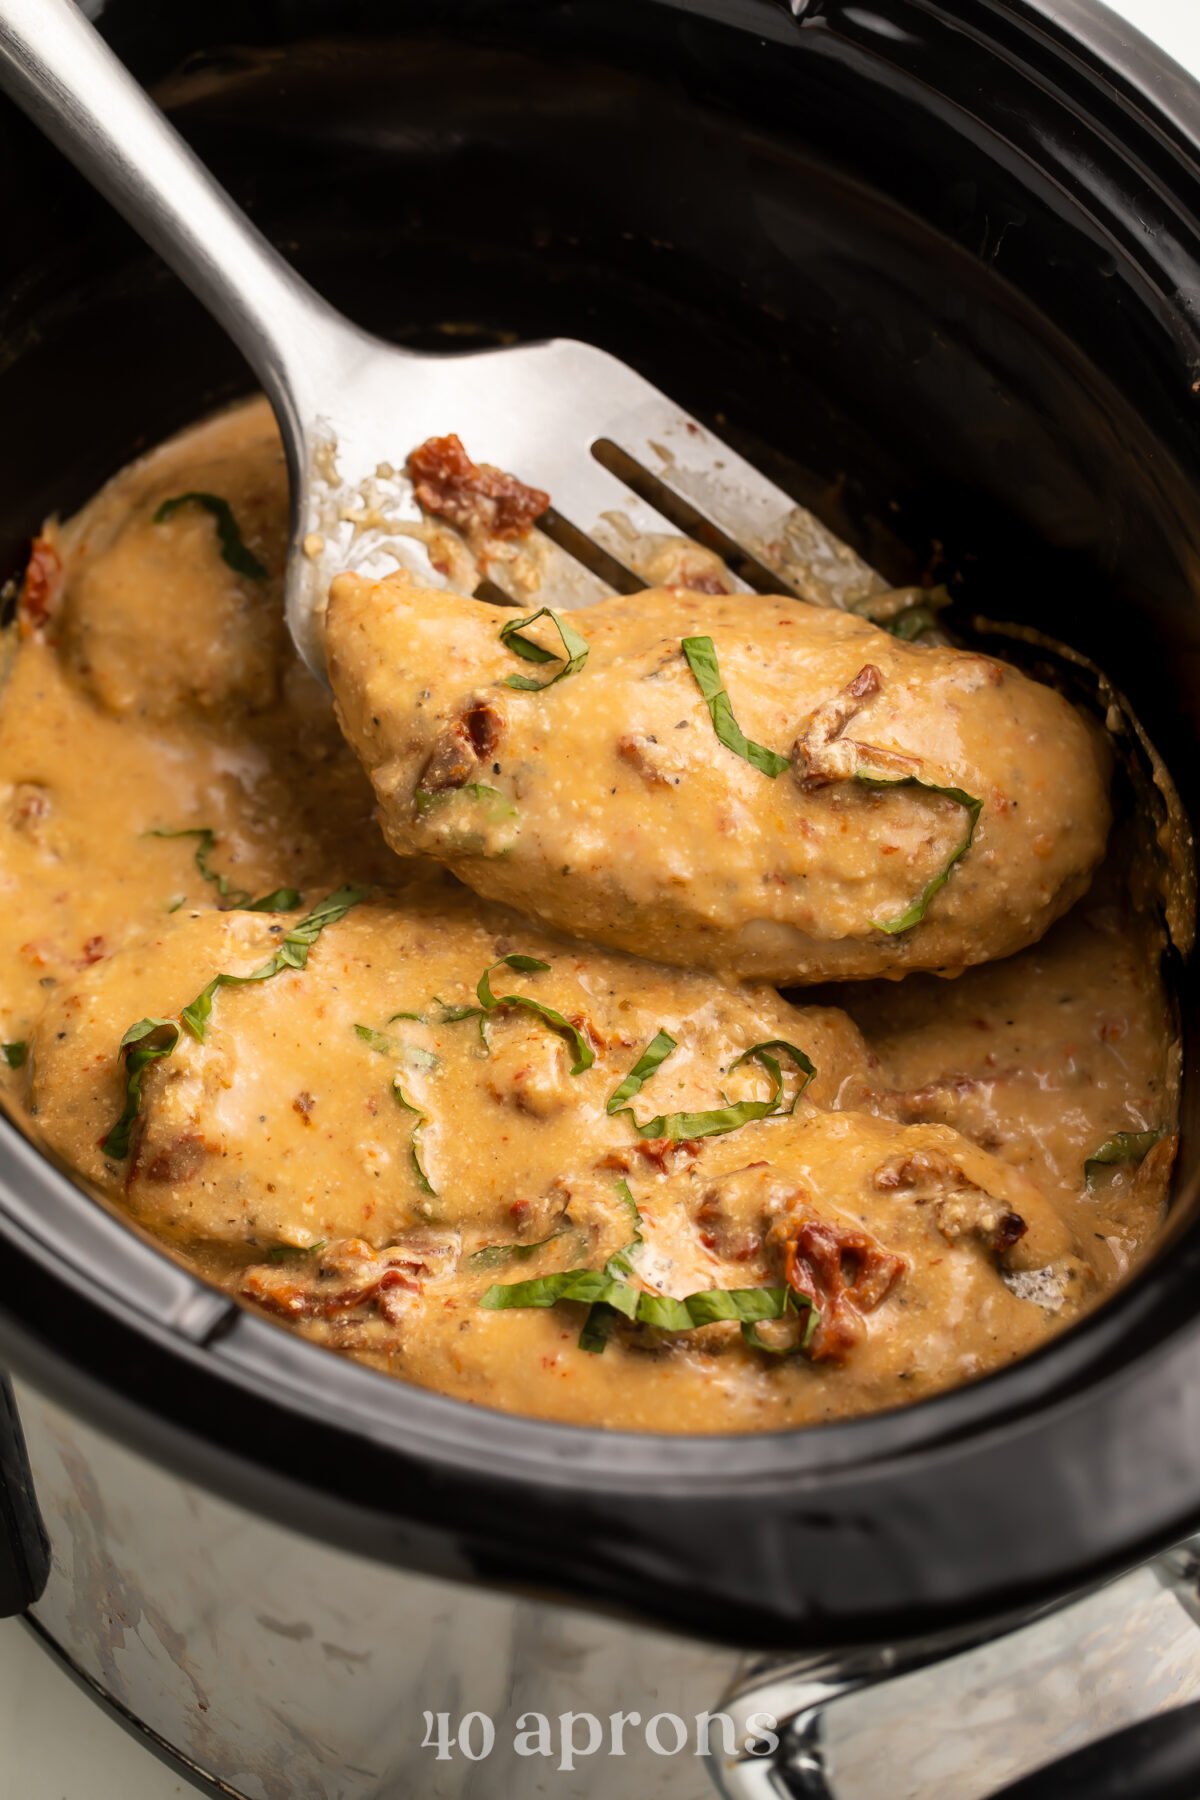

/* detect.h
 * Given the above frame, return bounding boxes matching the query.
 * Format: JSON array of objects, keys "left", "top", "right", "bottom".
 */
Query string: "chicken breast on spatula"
[{"left": 326, "top": 575, "right": 1111, "bottom": 983}]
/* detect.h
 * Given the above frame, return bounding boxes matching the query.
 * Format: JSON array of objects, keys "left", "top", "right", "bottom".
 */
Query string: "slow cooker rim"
[{"left": 2, "top": 0, "right": 1199, "bottom": 1647}]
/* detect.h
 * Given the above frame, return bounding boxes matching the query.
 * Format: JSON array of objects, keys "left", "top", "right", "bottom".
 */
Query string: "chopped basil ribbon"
[
  {"left": 885, "top": 604, "right": 941, "bottom": 641},
  {"left": 851, "top": 587, "right": 949, "bottom": 642},
  {"left": 153, "top": 492, "right": 267, "bottom": 578},
  {"left": 468, "top": 1231, "right": 571, "bottom": 1270},
  {"left": 498, "top": 608, "right": 589, "bottom": 690},
  {"left": 481, "top": 1178, "right": 815, "bottom": 1356},
  {"left": 181, "top": 885, "right": 368, "bottom": 1041},
  {"left": 484, "top": 1267, "right": 639, "bottom": 1314},
  {"left": 1, "top": 1041, "right": 27, "bottom": 1069},
  {"left": 265, "top": 1239, "right": 326, "bottom": 1264},
  {"left": 437, "top": 954, "right": 595, "bottom": 1074},
  {"left": 483, "top": 1269, "right": 816, "bottom": 1356},
  {"left": 148, "top": 827, "right": 298, "bottom": 912},
  {"left": 1084, "top": 1128, "right": 1166, "bottom": 1187},
  {"left": 148, "top": 826, "right": 247, "bottom": 904},
  {"left": 244, "top": 887, "right": 303, "bottom": 912},
  {"left": 480, "top": 1179, "right": 642, "bottom": 1351},
  {"left": 680, "top": 639, "right": 981, "bottom": 933},
  {"left": 102, "top": 886, "right": 368, "bottom": 1157},
  {"left": 393, "top": 1078, "right": 436, "bottom": 1197},
  {"left": 681, "top": 635, "right": 790, "bottom": 777},
  {"left": 414, "top": 783, "right": 517, "bottom": 819},
  {"left": 606, "top": 1034, "right": 815, "bottom": 1141},
  {"left": 354, "top": 1022, "right": 437, "bottom": 1072},
  {"left": 100, "top": 1017, "right": 180, "bottom": 1159},
  {"left": 853, "top": 773, "right": 983, "bottom": 934},
  {"left": 634, "top": 1285, "right": 817, "bottom": 1353},
  {"left": 605, "top": 1029, "right": 677, "bottom": 1113},
  {"left": 577, "top": 1177, "right": 645, "bottom": 1349}
]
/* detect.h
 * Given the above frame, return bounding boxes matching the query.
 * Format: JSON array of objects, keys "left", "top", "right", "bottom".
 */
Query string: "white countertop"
[{"left": 3, "top": 1, "right": 1199, "bottom": 1794}]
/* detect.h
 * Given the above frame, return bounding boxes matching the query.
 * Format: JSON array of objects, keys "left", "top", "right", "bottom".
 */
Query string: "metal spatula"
[{"left": 0, "top": 0, "right": 886, "bottom": 678}]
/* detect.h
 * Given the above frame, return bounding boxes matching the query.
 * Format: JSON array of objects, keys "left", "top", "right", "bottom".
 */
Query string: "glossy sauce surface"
[{"left": 0, "top": 399, "right": 1179, "bottom": 1432}]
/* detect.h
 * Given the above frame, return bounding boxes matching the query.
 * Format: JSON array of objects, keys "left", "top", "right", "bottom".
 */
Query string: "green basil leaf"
[
  {"left": 1084, "top": 1128, "right": 1166, "bottom": 1186},
  {"left": 446, "top": 954, "right": 595, "bottom": 1074},
  {"left": 433, "top": 999, "right": 483, "bottom": 1024},
  {"left": 850, "top": 587, "right": 949, "bottom": 641},
  {"left": 607, "top": 1035, "right": 815, "bottom": 1141},
  {"left": 393, "top": 1077, "right": 436, "bottom": 1197},
  {"left": 682, "top": 635, "right": 790, "bottom": 778},
  {"left": 499, "top": 608, "right": 589, "bottom": 690},
  {"left": 265, "top": 1239, "right": 326, "bottom": 1264},
  {"left": 106, "top": 887, "right": 368, "bottom": 1157},
  {"left": 728, "top": 1038, "right": 817, "bottom": 1115},
  {"left": 1, "top": 1041, "right": 27, "bottom": 1070},
  {"left": 484, "top": 1178, "right": 643, "bottom": 1349},
  {"left": 601, "top": 1177, "right": 645, "bottom": 1285},
  {"left": 244, "top": 887, "right": 302, "bottom": 912},
  {"left": 149, "top": 830, "right": 297, "bottom": 914},
  {"left": 101, "top": 1017, "right": 180, "bottom": 1159},
  {"left": 355, "top": 1022, "right": 437, "bottom": 1072},
  {"left": 388, "top": 1011, "right": 425, "bottom": 1024},
  {"left": 180, "top": 977, "right": 221, "bottom": 1041},
  {"left": 153, "top": 492, "right": 267, "bottom": 578},
  {"left": 630, "top": 1291, "right": 695, "bottom": 1332},
  {"left": 606, "top": 1029, "right": 677, "bottom": 1114},
  {"left": 577, "top": 1302, "right": 622, "bottom": 1354},
  {"left": 467, "top": 1231, "right": 570, "bottom": 1270},
  {"left": 414, "top": 783, "right": 517, "bottom": 819},
  {"left": 482, "top": 1267, "right": 617, "bottom": 1311},
  {"left": 742, "top": 1298, "right": 819, "bottom": 1356},
  {"left": 476, "top": 954, "right": 551, "bottom": 1006},
  {"left": 147, "top": 826, "right": 251, "bottom": 906},
  {"left": 483, "top": 1267, "right": 818, "bottom": 1358},
  {"left": 853, "top": 774, "right": 983, "bottom": 934},
  {"left": 886, "top": 605, "right": 941, "bottom": 641}
]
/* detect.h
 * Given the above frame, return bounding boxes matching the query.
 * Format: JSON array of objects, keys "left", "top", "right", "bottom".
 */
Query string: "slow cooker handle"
[
  {"left": 990, "top": 1700, "right": 1200, "bottom": 1798},
  {"left": 713, "top": 1543, "right": 1200, "bottom": 1800},
  {"left": 0, "top": 1375, "right": 48, "bottom": 1616}
]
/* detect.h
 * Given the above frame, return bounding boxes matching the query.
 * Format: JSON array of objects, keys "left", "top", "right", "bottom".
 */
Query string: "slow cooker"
[{"left": 3, "top": 1, "right": 1200, "bottom": 1794}]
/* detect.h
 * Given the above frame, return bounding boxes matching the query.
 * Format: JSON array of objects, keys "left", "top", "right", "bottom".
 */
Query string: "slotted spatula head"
[{"left": 287, "top": 333, "right": 888, "bottom": 673}]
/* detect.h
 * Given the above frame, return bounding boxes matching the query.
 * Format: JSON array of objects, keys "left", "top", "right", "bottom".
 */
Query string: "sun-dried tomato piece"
[
  {"left": 776, "top": 1211, "right": 905, "bottom": 1363},
  {"left": 17, "top": 535, "right": 63, "bottom": 637},
  {"left": 239, "top": 1235, "right": 457, "bottom": 1325},
  {"left": 873, "top": 1148, "right": 1029, "bottom": 1257},
  {"left": 407, "top": 434, "right": 548, "bottom": 541},
  {"left": 139, "top": 1132, "right": 207, "bottom": 1186},
  {"left": 418, "top": 696, "right": 508, "bottom": 797}
]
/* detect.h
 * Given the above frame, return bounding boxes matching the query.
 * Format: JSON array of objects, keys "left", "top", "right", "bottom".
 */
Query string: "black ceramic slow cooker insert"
[{"left": 1, "top": 3, "right": 1200, "bottom": 1796}]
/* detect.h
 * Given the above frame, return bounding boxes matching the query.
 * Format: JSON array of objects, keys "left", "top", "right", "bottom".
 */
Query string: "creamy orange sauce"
[{"left": 0, "top": 399, "right": 1181, "bottom": 1433}]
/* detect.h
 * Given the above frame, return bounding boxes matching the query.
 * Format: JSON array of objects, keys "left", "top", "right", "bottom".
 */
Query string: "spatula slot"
[
  {"left": 590, "top": 438, "right": 801, "bottom": 598},
  {"left": 535, "top": 506, "right": 644, "bottom": 595}
]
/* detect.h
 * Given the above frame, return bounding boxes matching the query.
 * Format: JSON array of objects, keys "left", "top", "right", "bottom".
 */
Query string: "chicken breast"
[
  {"left": 54, "top": 402, "right": 290, "bottom": 719},
  {"left": 21, "top": 878, "right": 1091, "bottom": 1431},
  {"left": 326, "top": 574, "right": 1112, "bottom": 981}
]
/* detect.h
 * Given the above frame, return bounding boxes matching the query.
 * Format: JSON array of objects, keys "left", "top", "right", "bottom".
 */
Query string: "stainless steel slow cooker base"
[{"left": 14, "top": 1376, "right": 1200, "bottom": 1800}]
